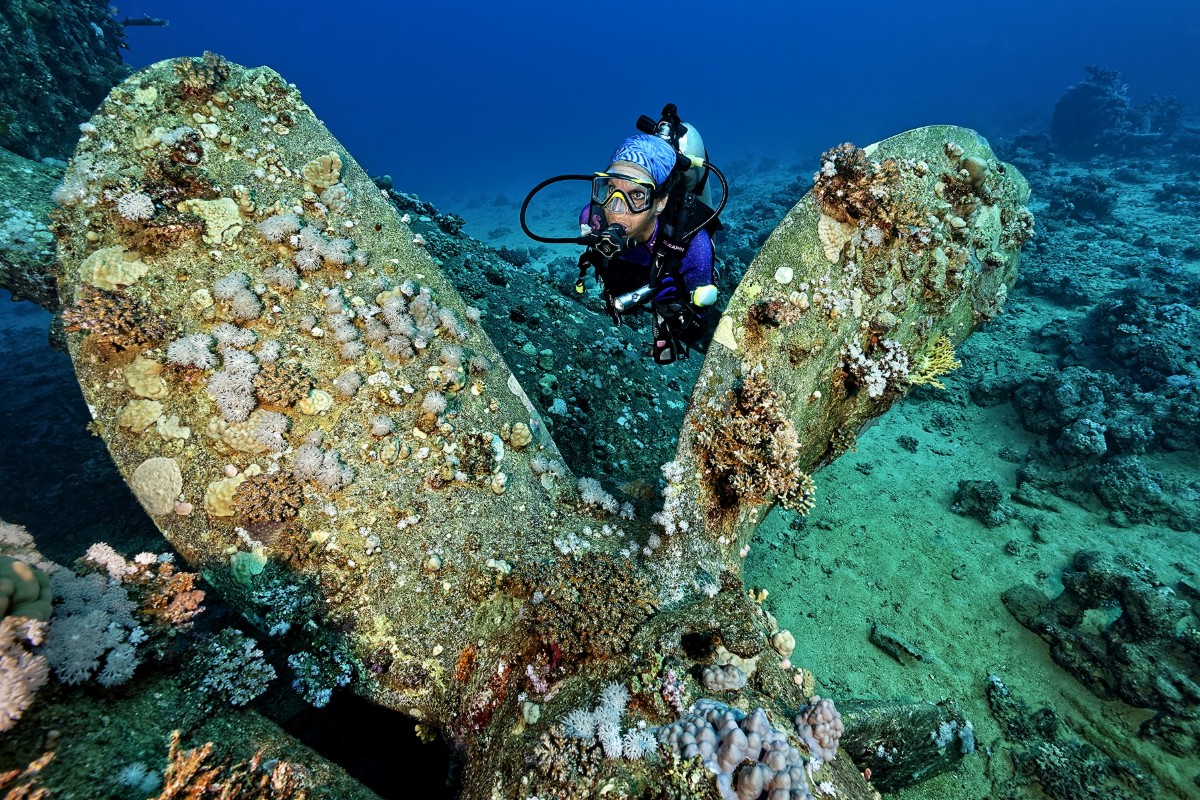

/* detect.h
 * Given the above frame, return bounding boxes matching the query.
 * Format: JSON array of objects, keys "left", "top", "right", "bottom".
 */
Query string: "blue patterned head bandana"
[{"left": 608, "top": 133, "right": 677, "bottom": 186}]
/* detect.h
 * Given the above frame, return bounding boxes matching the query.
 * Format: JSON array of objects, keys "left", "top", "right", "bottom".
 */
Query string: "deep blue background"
[{"left": 113, "top": 1, "right": 1200, "bottom": 210}]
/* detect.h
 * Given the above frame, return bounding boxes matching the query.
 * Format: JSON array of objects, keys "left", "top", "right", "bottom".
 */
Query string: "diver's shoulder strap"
[{"left": 652, "top": 189, "right": 702, "bottom": 281}]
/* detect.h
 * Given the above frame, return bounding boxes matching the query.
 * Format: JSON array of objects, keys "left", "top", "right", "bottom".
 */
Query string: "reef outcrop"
[
  {"left": 1051, "top": 66, "right": 1182, "bottom": 159},
  {"left": 0, "top": 147, "right": 63, "bottom": 309},
  {"left": 1003, "top": 550, "right": 1200, "bottom": 757},
  {"left": 0, "top": 0, "right": 129, "bottom": 161},
  {"left": 50, "top": 57, "right": 1029, "bottom": 798}
]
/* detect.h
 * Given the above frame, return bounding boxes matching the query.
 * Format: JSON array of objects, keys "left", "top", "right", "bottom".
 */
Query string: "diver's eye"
[{"left": 630, "top": 189, "right": 647, "bottom": 203}]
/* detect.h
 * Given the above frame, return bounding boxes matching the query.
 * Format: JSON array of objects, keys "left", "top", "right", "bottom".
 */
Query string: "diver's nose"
[{"left": 604, "top": 191, "right": 631, "bottom": 215}]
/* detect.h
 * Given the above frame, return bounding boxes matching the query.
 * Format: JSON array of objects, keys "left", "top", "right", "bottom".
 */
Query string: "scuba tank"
[{"left": 645, "top": 109, "right": 713, "bottom": 210}]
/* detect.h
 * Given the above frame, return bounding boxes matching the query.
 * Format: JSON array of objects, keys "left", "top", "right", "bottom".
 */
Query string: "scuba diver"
[{"left": 521, "top": 105, "right": 726, "bottom": 364}]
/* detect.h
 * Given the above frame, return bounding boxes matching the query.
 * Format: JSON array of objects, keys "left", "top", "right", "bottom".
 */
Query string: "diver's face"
[{"left": 602, "top": 164, "right": 665, "bottom": 244}]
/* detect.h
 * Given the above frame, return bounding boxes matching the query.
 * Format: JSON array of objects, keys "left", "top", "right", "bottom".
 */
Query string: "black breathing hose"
[
  {"left": 519, "top": 174, "right": 596, "bottom": 245},
  {"left": 519, "top": 161, "right": 727, "bottom": 247},
  {"left": 683, "top": 162, "right": 728, "bottom": 242}
]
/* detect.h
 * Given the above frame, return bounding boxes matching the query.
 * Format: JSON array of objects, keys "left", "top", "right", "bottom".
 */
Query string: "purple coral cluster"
[
  {"left": 207, "top": 346, "right": 261, "bottom": 423},
  {"left": 658, "top": 700, "right": 814, "bottom": 799},
  {"left": 255, "top": 212, "right": 301, "bottom": 243},
  {"left": 166, "top": 332, "right": 218, "bottom": 370},
  {"left": 255, "top": 211, "right": 355, "bottom": 273},
  {"left": 794, "top": 695, "right": 844, "bottom": 764},
  {"left": 213, "top": 271, "right": 263, "bottom": 321},
  {"left": 360, "top": 280, "right": 470, "bottom": 368}
]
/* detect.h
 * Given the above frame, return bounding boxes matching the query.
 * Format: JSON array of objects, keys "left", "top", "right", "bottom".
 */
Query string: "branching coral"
[
  {"left": 156, "top": 730, "right": 312, "bottom": 799},
  {"left": 0, "top": 616, "right": 49, "bottom": 733},
  {"left": 173, "top": 52, "right": 231, "bottom": 101},
  {"left": 232, "top": 471, "right": 304, "bottom": 529},
  {"left": 75, "top": 546, "right": 205, "bottom": 661},
  {"left": 907, "top": 334, "right": 962, "bottom": 389},
  {"left": 694, "top": 368, "right": 812, "bottom": 513},
  {"left": 812, "top": 143, "right": 924, "bottom": 241},
  {"left": 781, "top": 471, "right": 817, "bottom": 515},
  {"left": 62, "top": 286, "right": 170, "bottom": 354},
  {"left": 253, "top": 361, "right": 314, "bottom": 407},
  {"left": 125, "top": 558, "right": 206, "bottom": 633},
  {"left": 530, "top": 724, "right": 606, "bottom": 789}
]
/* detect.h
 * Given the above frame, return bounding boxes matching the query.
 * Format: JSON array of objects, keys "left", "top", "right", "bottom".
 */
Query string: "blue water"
[
  {"left": 120, "top": 0, "right": 1200, "bottom": 210},
  {"left": 3, "top": 2, "right": 1199, "bottom": 797}
]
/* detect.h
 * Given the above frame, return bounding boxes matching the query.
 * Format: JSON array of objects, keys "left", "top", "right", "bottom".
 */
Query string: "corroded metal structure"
[{"left": 52, "top": 58, "right": 1029, "bottom": 798}]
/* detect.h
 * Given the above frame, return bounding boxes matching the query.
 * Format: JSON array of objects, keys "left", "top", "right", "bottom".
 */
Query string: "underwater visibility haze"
[{"left": 0, "top": 2, "right": 1197, "bottom": 799}]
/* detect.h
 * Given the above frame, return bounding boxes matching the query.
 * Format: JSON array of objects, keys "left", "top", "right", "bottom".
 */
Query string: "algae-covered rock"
[{"left": 53, "top": 56, "right": 1030, "bottom": 800}]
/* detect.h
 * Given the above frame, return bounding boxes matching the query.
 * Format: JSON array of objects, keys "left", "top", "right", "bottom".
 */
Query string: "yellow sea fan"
[{"left": 908, "top": 334, "right": 961, "bottom": 389}]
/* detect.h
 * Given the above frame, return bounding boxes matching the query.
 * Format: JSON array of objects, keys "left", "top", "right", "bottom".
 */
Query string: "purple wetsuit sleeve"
[{"left": 678, "top": 229, "right": 713, "bottom": 290}]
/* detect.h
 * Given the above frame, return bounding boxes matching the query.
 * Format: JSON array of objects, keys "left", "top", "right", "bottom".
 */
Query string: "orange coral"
[
  {"left": 62, "top": 286, "right": 170, "bottom": 354},
  {"left": 812, "top": 143, "right": 923, "bottom": 239},
  {"left": 0, "top": 750, "right": 53, "bottom": 799},
  {"left": 153, "top": 730, "right": 311, "bottom": 800},
  {"left": 128, "top": 561, "right": 206, "bottom": 630},
  {"left": 694, "top": 368, "right": 808, "bottom": 512},
  {"left": 455, "top": 643, "right": 478, "bottom": 683},
  {"left": 125, "top": 213, "right": 205, "bottom": 257}
]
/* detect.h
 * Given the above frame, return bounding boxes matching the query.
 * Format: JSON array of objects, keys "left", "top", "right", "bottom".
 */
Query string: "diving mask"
[{"left": 592, "top": 172, "right": 657, "bottom": 214}]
